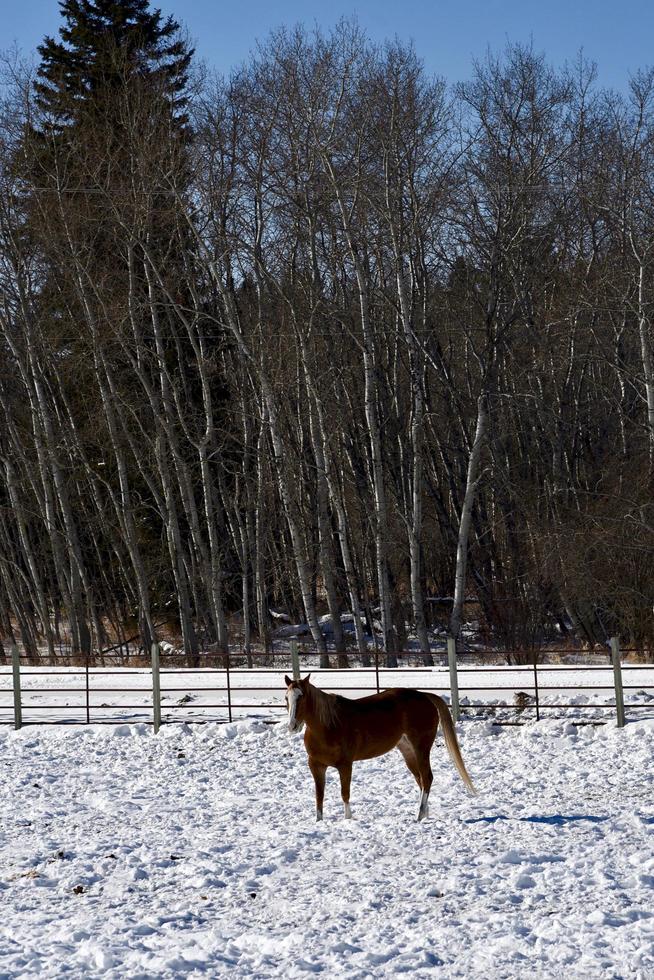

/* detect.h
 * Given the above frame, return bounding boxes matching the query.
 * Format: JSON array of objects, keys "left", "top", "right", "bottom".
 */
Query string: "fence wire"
[{"left": 1, "top": 642, "right": 653, "bottom": 730}]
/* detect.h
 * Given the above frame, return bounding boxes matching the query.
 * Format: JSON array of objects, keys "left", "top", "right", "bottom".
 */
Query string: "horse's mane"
[{"left": 306, "top": 682, "right": 342, "bottom": 728}]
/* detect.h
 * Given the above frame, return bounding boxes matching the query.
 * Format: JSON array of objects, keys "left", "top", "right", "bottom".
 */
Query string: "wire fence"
[{"left": 2, "top": 638, "right": 654, "bottom": 730}]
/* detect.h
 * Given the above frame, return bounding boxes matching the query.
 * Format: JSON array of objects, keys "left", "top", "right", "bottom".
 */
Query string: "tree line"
[{"left": 1, "top": 2, "right": 654, "bottom": 663}]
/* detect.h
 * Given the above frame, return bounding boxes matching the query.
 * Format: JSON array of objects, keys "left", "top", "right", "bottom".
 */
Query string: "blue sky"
[{"left": 4, "top": 0, "right": 654, "bottom": 91}]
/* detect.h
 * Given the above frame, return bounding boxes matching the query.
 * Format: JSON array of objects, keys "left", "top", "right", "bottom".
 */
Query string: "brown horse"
[{"left": 284, "top": 674, "right": 476, "bottom": 821}]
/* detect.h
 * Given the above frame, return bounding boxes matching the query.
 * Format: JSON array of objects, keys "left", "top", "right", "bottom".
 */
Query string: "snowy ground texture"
[{"left": 1, "top": 713, "right": 654, "bottom": 978}]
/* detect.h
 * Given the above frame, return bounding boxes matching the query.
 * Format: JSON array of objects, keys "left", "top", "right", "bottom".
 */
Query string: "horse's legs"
[
  {"left": 409, "top": 735, "right": 435, "bottom": 822},
  {"left": 397, "top": 736, "right": 422, "bottom": 788},
  {"left": 398, "top": 735, "right": 432, "bottom": 820},
  {"left": 337, "top": 762, "right": 353, "bottom": 818},
  {"left": 308, "top": 757, "right": 327, "bottom": 821}
]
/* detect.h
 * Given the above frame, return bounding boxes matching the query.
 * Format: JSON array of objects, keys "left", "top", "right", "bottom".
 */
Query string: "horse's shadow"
[{"left": 464, "top": 814, "right": 609, "bottom": 826}]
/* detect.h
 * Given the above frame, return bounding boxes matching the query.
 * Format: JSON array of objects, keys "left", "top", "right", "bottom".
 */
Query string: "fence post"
[
  {"left": 610, "top": 636, "right": 625, "bottom": 729},
  {"left": 290, "top": 640, "right": 300, "bottom": 681},
  {"left": 532, "top": 649, "right": 540, "bottom": 722},
  {"left": 11, "top": 643, "right": 22, "bottom": 731},
  {"left": 151, "top": 642, "right": 162, "bottom": 734},
  {"left": 225, "top": 649, "right": 232, "bottom": 723},
  {"left": 447, "top": 636, "right": 460, "bottom": 723},
  {"left": 85, "top": 654, "right": 90, "bottom": 725}
]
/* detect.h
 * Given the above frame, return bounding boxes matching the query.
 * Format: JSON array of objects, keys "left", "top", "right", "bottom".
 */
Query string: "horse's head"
[{"left": 284, "top": 674, "right": 311, "bottom": 733}]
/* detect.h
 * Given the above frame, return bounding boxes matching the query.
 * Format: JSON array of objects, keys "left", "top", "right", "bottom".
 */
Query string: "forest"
[{"left": 2, "top": 0, "right": 654, "bottom": 663}]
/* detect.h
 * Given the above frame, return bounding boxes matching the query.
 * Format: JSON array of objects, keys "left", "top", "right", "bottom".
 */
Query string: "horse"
[{"left": 284, "top": 674, "right": 476, "bottom": 821}]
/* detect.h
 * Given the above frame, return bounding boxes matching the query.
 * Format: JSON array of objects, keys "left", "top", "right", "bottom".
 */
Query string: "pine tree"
[
  {"left": 21, "top": 1, "right": 207, "bottom": 658},
  {"left": 34, "top": 0, "right": 192, "bottom": 134},
  {"left": 27, "top": 0, "right": 195, "bottom": 346}
]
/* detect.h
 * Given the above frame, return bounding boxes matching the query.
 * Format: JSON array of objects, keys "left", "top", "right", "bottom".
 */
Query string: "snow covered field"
[{"left": 1, "top": 713, "right": 653, "bottom": 978}]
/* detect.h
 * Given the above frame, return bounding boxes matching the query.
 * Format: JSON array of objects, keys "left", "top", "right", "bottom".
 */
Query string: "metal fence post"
[
  {"left": 290, "top": 640, "right": 300, "bottom": 681},
  {"left": 610, "top": 636, "right": 625, "bottom": 728},
  {"left": 11, "top": 643, "right": 22, "bottom": 731},
  {"left": 85, "top": 654, "right": 90, "bottom": 725},
  {"left": 225, "top": 650, "right": 233, "bottom": 723},
  {"left": 151, "top": 642, "right": 162, "bottom": 734},
  {"left": 447, "top": 636, "right": 460, "bottom": 722},
  {"left": 532, "top": 649, "right": 541, "bottom": 722}
]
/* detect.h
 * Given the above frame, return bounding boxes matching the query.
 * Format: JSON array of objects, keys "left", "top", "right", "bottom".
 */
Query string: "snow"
[{"left": 1, "top": 712, "right": 654, "bottom": 977}]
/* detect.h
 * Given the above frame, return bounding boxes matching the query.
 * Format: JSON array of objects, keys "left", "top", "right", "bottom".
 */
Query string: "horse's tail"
[{"left": 426, "top": 694, "right": 477, "bottom": 796}]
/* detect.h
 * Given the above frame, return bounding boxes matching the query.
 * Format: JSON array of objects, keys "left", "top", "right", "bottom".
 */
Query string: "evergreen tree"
[
  {"left": 20, "top": 1, "right": 208, "bottom": 658},
  {"left": 34, "top": 0, "right": 192, "bottom": 134}
]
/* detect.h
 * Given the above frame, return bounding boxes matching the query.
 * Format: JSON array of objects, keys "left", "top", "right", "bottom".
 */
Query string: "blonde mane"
[{"left": 306, "top": 682, "right": 342, "bottom": 728}]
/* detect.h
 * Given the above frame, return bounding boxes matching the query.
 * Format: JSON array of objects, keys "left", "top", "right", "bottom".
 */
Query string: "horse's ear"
[
  {"left": 302, "top": 673, "right": 311, "bottom": 684},
  {"left": 284, "top": 675, "right": 292, "bottom": 687}
]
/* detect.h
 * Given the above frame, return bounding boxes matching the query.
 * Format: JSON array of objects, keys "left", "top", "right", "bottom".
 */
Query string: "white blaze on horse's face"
[{"left": 286, "top": 686, "right": 304, "bottom": 733}]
